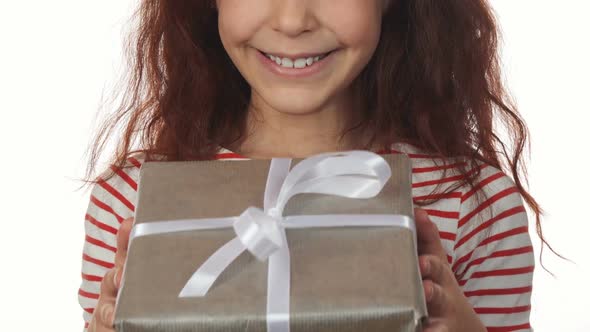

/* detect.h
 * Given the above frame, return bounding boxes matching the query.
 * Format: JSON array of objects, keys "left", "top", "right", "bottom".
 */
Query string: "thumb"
[{"left": 414, "top": 208, "right": 446, "bottom": 261}]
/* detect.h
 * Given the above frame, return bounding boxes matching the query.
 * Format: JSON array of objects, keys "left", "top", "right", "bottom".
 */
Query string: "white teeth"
[
  {"left": 281, "top": 58, "right": 293, "bottom": 68},
  {"left": 264, "top": 52, "right": 328, "bottom": 69},
  {"left": 294, "top": 58, "right": 307, "bottom": 69}
]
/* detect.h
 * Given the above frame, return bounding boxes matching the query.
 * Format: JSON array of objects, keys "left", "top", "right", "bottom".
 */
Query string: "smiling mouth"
[{"left": 258, "top": 50, "right": 334, "bottom": 69}]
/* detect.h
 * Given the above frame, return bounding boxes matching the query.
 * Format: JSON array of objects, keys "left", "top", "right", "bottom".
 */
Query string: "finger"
[
  {"left": 94, "top": 299, "right": 116, "bottom": 329},
  {"left": 422, "top": 317, "right": 449, "bottom": 332},
  {"left": 94, "top": 269, "right": 118, "bottom": 330},
  {"left": 88, "top": 316, "right": 99, "bottom": 332},
  {"left": 100, "top": 269, "right": 118, "bottom": 298},
  {"left": 419, "top": 254, "right": 446, "bottom": 284},
  {"left": 113, "top": 218, "right": 134, "bottom": 286},
  {"left": 115, "top": 218, "right": 134, "bottom": 264},
  {"left": 414, "top": 208, "right": 446, "bottom": 260},
  {"left": 422, "top": 279, "right": 448, "bottom": 317}
]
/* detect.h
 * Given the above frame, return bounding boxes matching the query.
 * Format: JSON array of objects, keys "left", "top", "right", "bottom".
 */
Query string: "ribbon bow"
[{"left": 129, "top": 150, "right": 414, "bottom": 332}]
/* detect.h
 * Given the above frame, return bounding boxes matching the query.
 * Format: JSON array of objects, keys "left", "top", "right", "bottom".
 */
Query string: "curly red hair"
[{"left": 82, "top": 0, "right": 559, "bottom": 264}]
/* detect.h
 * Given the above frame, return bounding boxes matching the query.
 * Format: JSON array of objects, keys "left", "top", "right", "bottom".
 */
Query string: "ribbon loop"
[
  {"left": 234, "top": 207, "right": 284, "bottom": 261},
  {"left": 274, "top": 151, "right": 391, "bottom": 212}
]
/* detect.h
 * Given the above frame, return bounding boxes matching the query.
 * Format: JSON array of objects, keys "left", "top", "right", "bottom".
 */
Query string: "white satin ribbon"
[{"left": 129, "top": 150, "right": 416, "bottom": 332}]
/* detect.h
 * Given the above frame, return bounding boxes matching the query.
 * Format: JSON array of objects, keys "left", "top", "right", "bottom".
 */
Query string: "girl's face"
[{"left": 216, "top": 0, "right": 387, "bottom": 116}]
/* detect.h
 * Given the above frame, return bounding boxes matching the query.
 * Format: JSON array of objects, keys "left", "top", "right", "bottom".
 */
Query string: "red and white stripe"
[{"left": 78, "top": 144, "right": 534, "bottom": 331}]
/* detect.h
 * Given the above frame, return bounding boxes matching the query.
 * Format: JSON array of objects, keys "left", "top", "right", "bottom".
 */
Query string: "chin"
[
  {"left": 268, "top": 98, "right": 329, "bottom": 116},
  {"left": 255, "top": 92, "right": 326, "bottom": 116}
]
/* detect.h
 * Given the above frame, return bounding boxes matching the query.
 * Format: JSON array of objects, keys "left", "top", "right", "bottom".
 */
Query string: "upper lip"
[{"left": 259, "top": 49, "right": 333, "bottom": 59}]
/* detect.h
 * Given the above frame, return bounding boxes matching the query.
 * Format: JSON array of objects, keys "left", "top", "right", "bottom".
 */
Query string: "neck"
[{"left": 232, "top": 90, "right": 373, "bottom": 159}]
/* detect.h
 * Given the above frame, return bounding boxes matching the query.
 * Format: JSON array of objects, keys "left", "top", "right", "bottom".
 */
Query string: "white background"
[{"left": 0, "top": 1, "right": 588, "bottom": 331}]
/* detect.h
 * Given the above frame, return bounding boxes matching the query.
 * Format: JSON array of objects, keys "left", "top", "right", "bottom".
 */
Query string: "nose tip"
[{"left": 271, "top": 1, "right": 316, "bottom": 37}]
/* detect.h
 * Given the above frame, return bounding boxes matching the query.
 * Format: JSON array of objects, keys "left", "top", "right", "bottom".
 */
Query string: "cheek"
[
  {"left": 217, "top": 0, "right": 267, "bottom": 47},
  {"left": 319, "top": 0, "right": 383, "bottom": 50}
]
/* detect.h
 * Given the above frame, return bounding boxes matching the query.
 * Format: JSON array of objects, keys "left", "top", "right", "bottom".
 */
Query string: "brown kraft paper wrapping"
[{"left": 114, "top": 153, "right": 427, "bottom": 332}]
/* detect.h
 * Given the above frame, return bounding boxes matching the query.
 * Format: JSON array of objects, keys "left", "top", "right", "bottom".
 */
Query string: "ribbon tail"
[
  {"left": 266, "top": 230, "right": 291, "bottom": 332},
  {"left": 179, "top": 237, "right": 247, "bottom": 298},
  {"left": 264, "top": 158, "right": 292, "bottom": 213}
]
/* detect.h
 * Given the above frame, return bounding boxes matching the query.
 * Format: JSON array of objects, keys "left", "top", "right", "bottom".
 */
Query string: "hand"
[
  {"left": 414, "top": 208, "right": 486, "bottom": 332},
  {"left": 88, "top": 217, "right": 133, "bottom": 332}
]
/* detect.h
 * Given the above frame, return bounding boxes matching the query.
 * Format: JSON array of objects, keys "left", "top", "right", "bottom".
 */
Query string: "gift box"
[{"left": 114, "top": 151, "right": 427, "bottom": 332}]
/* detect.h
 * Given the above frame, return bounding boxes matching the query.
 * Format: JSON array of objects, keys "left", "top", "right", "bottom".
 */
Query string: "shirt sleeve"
[
  {"left": 452, "top": 165, "right": 535, "bottom": 331},
  {"left": 77, "top": 157, "right": 142, "bottom": 331}
]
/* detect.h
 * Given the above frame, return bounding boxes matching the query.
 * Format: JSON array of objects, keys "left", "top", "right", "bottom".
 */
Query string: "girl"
[{"left": 79, "top": 0, "right": 547, "bottom": 331}]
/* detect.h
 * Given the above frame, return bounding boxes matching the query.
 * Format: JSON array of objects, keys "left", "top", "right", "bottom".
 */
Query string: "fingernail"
[
  {"left": 106, "top": 305, "right": 115, "bottom": 326},
  {"left": 423, "top": 260, "right": 430, "bottom": 274},
  {"left": 113, "top": 268, "right": 119, "bottom": 289},
  {"left": 424, "top": 283, "right": 432, "bottom": 301},
  {"left": 100, "top": 303, "right": 115, "bottom": 326}
]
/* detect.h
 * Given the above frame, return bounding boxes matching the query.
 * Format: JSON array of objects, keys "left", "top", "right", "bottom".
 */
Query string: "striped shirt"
[{"left": 78, "top": 143, "right": 534, "bottom": 331}]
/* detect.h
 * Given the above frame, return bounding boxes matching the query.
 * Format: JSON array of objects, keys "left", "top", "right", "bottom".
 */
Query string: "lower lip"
[{"left": 256, "top": 50, "right": 335, "bottom": 79}]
